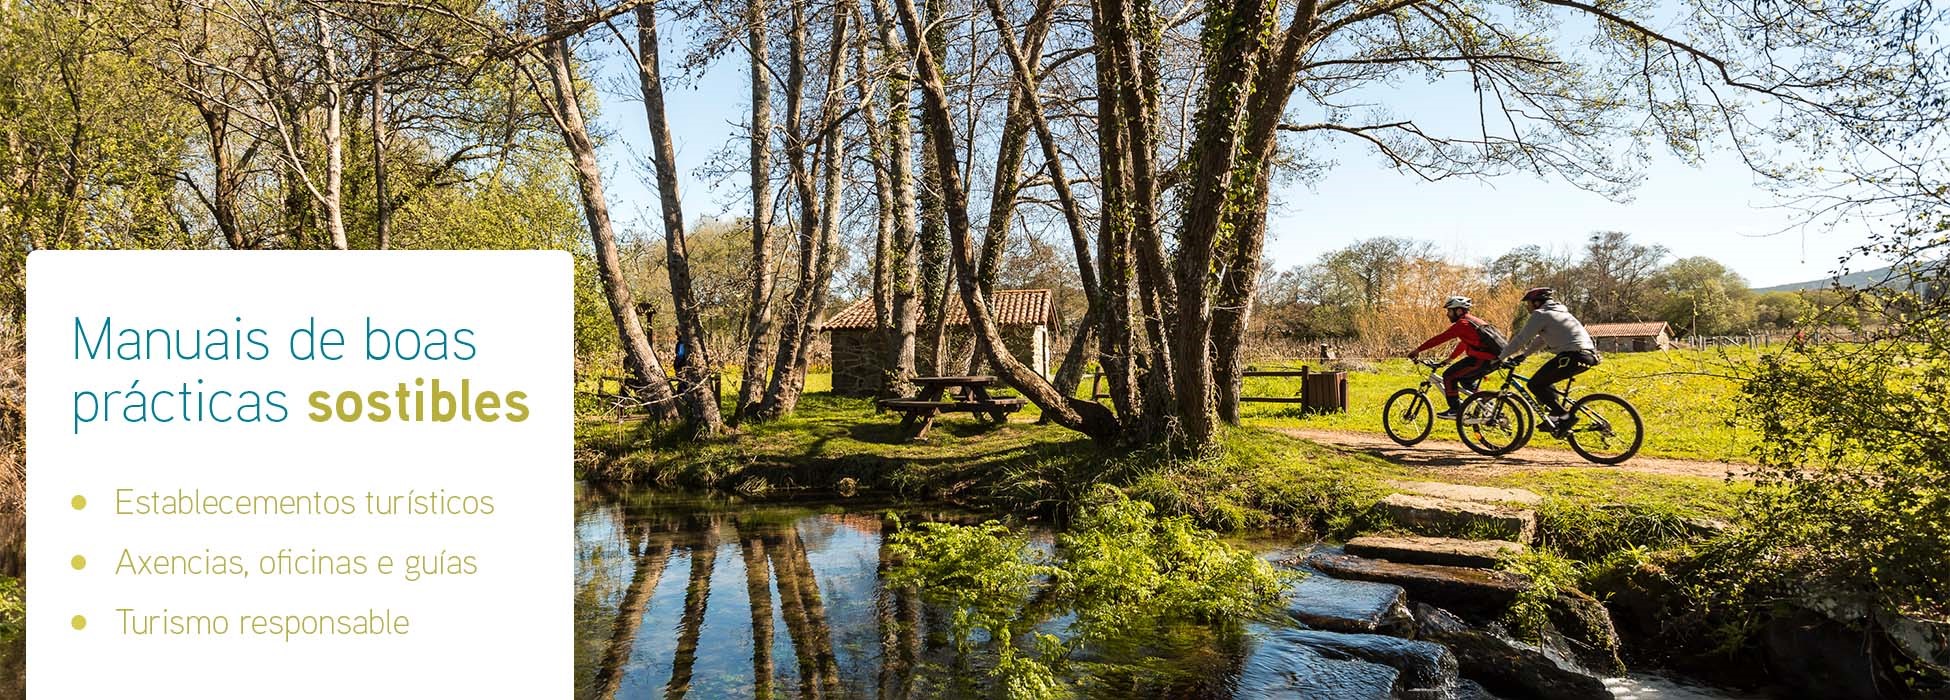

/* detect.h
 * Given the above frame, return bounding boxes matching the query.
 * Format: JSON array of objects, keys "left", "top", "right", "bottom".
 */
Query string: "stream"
[{"left": 573, "top": 484, "right": 1755, "bottom": 699}]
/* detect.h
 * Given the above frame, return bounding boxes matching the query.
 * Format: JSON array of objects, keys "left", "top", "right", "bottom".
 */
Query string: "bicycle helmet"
[
  {"left": 1443, "top": 295, "right": 1473, "bottom": 310},
  {"left": 1521, "top": 287, "right": 1554, "bottom": 303}
]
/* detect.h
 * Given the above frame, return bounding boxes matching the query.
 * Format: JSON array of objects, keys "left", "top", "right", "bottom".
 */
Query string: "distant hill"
[{"left": 1755, "top": 266, "right": 1901, "bottom": 293}]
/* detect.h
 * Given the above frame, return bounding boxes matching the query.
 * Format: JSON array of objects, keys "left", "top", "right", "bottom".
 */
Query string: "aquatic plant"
[{"left": 884, "top": 487, "right": 1291, "bottom": 699}]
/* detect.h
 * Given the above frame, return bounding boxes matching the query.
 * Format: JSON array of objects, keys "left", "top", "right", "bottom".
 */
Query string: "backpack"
[{"left": 1466, "top": 317, "right": 1509, "bottom": 356}]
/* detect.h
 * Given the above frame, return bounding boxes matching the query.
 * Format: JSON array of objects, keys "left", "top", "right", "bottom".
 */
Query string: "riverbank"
[
  {"left": 577, "top": 392, "right": 1950, "bottom": 697},
  {"left": 577, "top": 393, "right": 1744, "bottom": 549}
]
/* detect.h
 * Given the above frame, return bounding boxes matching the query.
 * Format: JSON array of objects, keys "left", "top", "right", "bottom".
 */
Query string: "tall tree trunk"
[
  {"left": 757, "top": 0, "right": 813, "bottom": 420},
  {"left": 918, "top": 160, "right": 949, "bottom": 374},
  {"left": 915, "top": 0, "right": 951, "bottom": 375},
  {"left": 860, "top": 43, "right": 896, "bottom": 374},
  {"left": 637, "top": 4, "right": 727, "bottom": 437},
  {"left": 867, "top": 0, "right": 920, "bottom": 396},
  {"left": 983, "top": 0, "right": 1100, "bottom": 404},
  {"left": 959, "top": 1, "right": 1056, "bottom": 376},
  {"left": 193, "top": 103, "right": 249, "bottom": 249},
  {"left": 892, "top": 0, "right": 1119, "bottom": 441},
  {"left": 758, "top": 5, "right": 848, "bottom": 418},
  {"left": 1104, "top": 0, "right": 1177, "bottom": 441},
  {"left": 1166, "top": 0, "right": 1277, "bottom": 447},
  {"left": 319, "top": 12, "right": 347, "bottom": 250},
  {"left": 370, "top": 47, "right": 391, "bottom": 250},
  {"left": 1089, "top": 0, "right": 1141, "bottom": 427},
  {"left": 1216, "top": 1, "right": 1319, "bottom": 424},
  {"left": 539, "top": 26, "right": 680, "bottom": 421},
  {"left": 734, "top": 0, "right": 779, "bottom": 423}
]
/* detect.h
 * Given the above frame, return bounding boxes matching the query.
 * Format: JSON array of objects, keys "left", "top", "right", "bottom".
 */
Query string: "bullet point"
[
  {"left": 71, "top": 555, "right": 86, "bottom": 570},
  {"left": 71, "top": 615, "right": 86, "bottom": 630},
  {"left": 71, "top": 494, "right": 86, "bottom": 510}
]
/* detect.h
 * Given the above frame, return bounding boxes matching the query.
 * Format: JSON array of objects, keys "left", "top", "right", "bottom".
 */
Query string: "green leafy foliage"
[
  {"left": 883, "top": 488, "right": 1291, "bottom": 699},
  {"left": 1737, "top": 333, "right": 1950, "bottom": 616},
  {"left": 1499, "top": 549, "right": 1580, "bottom": 641},
  {"left": 0, "top": 576, "right": 21, "bottom": 639},
  {"left": 1059, "top": 487, "right": 1294, "bottom": 641}
]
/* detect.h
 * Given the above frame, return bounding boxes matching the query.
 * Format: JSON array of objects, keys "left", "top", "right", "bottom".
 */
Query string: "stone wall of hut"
[{"left": 828, "top": 325, "right": 1049, "bottom": 397}]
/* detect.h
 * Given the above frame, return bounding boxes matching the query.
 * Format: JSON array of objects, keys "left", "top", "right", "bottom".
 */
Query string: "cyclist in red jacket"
[{"left": 1408, "top": 296, "right": 1505, "bottom": 420}]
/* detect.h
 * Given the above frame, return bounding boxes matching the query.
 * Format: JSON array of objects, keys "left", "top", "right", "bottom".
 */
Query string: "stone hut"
[
  {"left": 822, "top": 289, "right": 1056, "bottom": 396},
  {"left": 1585, "top": 321, "right": 1672, "bottom": 353}
]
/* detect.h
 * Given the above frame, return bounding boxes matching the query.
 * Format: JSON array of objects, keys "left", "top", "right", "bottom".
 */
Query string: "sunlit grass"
[
  {"left": 1240, "top": 348, "right": 1763, "bottom": 463},
  {"left": 577, "top": 385, "right": 1745, "bottom": 545}
]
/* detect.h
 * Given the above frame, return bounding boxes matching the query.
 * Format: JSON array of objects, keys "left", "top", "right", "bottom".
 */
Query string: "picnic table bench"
[{"left": 876, "top": 375, "right": 1026, "bottom": 441}]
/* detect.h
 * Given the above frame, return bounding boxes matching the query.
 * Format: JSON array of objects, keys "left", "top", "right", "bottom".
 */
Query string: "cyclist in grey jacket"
[{"left": 1497, "top": 287, "right": 1600, "bottom": 432}]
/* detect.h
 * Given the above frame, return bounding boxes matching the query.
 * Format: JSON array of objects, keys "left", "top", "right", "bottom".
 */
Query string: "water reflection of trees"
[
  {"left": 740, "top": 526, "right": 776, "bottom": 699},
  {"left": 582, "top": 493, "right": 898, "bottom": 700},
  {"left": 578, "top": 495, "right": 1254, "bottom": 700},
  {"left": 590, "top": 506, "right": 671, "bottom": 699}
]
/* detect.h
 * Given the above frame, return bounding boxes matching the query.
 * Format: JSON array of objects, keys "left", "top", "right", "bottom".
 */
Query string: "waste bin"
[{"left": 1302, "top": 370, "right": 1348, "bottom": 414}]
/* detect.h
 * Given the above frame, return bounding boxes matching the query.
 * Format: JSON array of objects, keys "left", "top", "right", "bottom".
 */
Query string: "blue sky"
[{"left": 572, "top": 22, "right": 1879, "bottom": 290}]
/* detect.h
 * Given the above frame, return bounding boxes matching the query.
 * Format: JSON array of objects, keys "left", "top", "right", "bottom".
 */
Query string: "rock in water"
[
  {"left": 1252, "top": 627, "right": 1460, "bottom": 699},
  {"left": 1345, "top": 535, "right": 1527, "bottom": 569},
  {"left": 1546, "top": 588, "right": 1627, "bottom": 675},
  {"left": 1286, "top": 572, "right": 1414, "bottom": 636},
  {"left": 1413, "top": 603, "right": 1612, "bottom": 700},
  {"left": 1762, "top": 607, "right": 1883, "bottom": 700},
  {"left": 1306, "top": 552, "right": 1527, "bottom": 621},
  {"left": 1233, "top": 628, "right": 1402, "bottom": 699}
]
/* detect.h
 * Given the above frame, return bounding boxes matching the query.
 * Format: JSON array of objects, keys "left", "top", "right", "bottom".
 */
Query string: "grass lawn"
[
  {"left": 578, "top": 384, "right": 1747, "bottom": 559},
  {"left": 1237, "top": 348, "right": 1762, "bottom": 463}
]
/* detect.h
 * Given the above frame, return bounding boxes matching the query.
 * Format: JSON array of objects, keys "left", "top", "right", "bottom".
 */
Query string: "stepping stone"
[
  {"left": 1274, "top": 628, "right": 1459, "bottom": 696},
  {"left": 1234, "top": 626, "right": 1403, "bottom": 699},
  {"left": 1345, "top": 535, "right": 1527, "bottom": 569},
  {"left": 1387, "top": 480, "right": 1543, "bottom": 505},
  {"left": 1372, "top": 493, "right": 1538, "bottom": 543},
  {"left": 1285, "top": 571, "right": 1413, "bottom": 636},
  {"left": 1306, "top": 552, "right": 1528, "bottom": 621},
  {"left": 1238, "top": 627, "right": 1458, "bottom": 699}
]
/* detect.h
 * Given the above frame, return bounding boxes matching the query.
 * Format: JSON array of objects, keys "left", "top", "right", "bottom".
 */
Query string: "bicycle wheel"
[
  {"left": 1458, "top": 392, "right": 1529, "bottom": 456},
  {"left": 1565, "top": 393, "right": 1644, "bottom": 465},
  {"left": 1507, "top": 396, "right": 1537, "bottom": 452},
  {"left": 1383, "top": 389, "right": 1434, "bottom": 446}
]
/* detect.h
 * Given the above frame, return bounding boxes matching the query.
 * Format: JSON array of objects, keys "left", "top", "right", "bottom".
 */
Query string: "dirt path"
[{"left": 1273, "top": 427, "right": 1752, "bottom": 479}]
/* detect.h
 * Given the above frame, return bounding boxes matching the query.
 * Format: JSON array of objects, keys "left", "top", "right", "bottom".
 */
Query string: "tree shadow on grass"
[{"left": 842, "top": 415, "right": 1011, "bottom": 446}]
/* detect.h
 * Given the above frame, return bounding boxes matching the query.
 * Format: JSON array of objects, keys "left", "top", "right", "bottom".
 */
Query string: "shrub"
[
  {"left": 1737, "top": 327, "right": 1950, "bottom": 616},
  {"left": 1499, "top": 549, "right": 1581, "bottom": 640}
]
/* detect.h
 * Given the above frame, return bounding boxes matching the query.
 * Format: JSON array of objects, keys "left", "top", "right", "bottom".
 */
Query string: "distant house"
[
  {"left": 1586, "top": 321, "right": 1672, "bottom": 353},
  {"left": 821, "top": 289, "right": 1057, "bottom": 396}
]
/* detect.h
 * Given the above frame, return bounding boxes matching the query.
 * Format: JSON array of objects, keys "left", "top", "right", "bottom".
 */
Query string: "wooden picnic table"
[{"left": 876, "top": 375, "right": 1027, "bottom": 441}]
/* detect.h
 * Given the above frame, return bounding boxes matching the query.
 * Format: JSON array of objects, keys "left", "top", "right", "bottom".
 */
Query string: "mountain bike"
[
  {"left": 1382, "top": 358, "right": 1454, "bottom": 446},
  {"left": 1454, "top": 355, "right": 1644, "bottom": 464}
]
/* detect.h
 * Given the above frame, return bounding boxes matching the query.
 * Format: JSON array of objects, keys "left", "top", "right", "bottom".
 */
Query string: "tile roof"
[
  {"left": 1585, "top": 321, "right": 1670, "bottom": 338},
  {"left": 823, "top": 288, "right": 1054, "bottom": 330}
]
